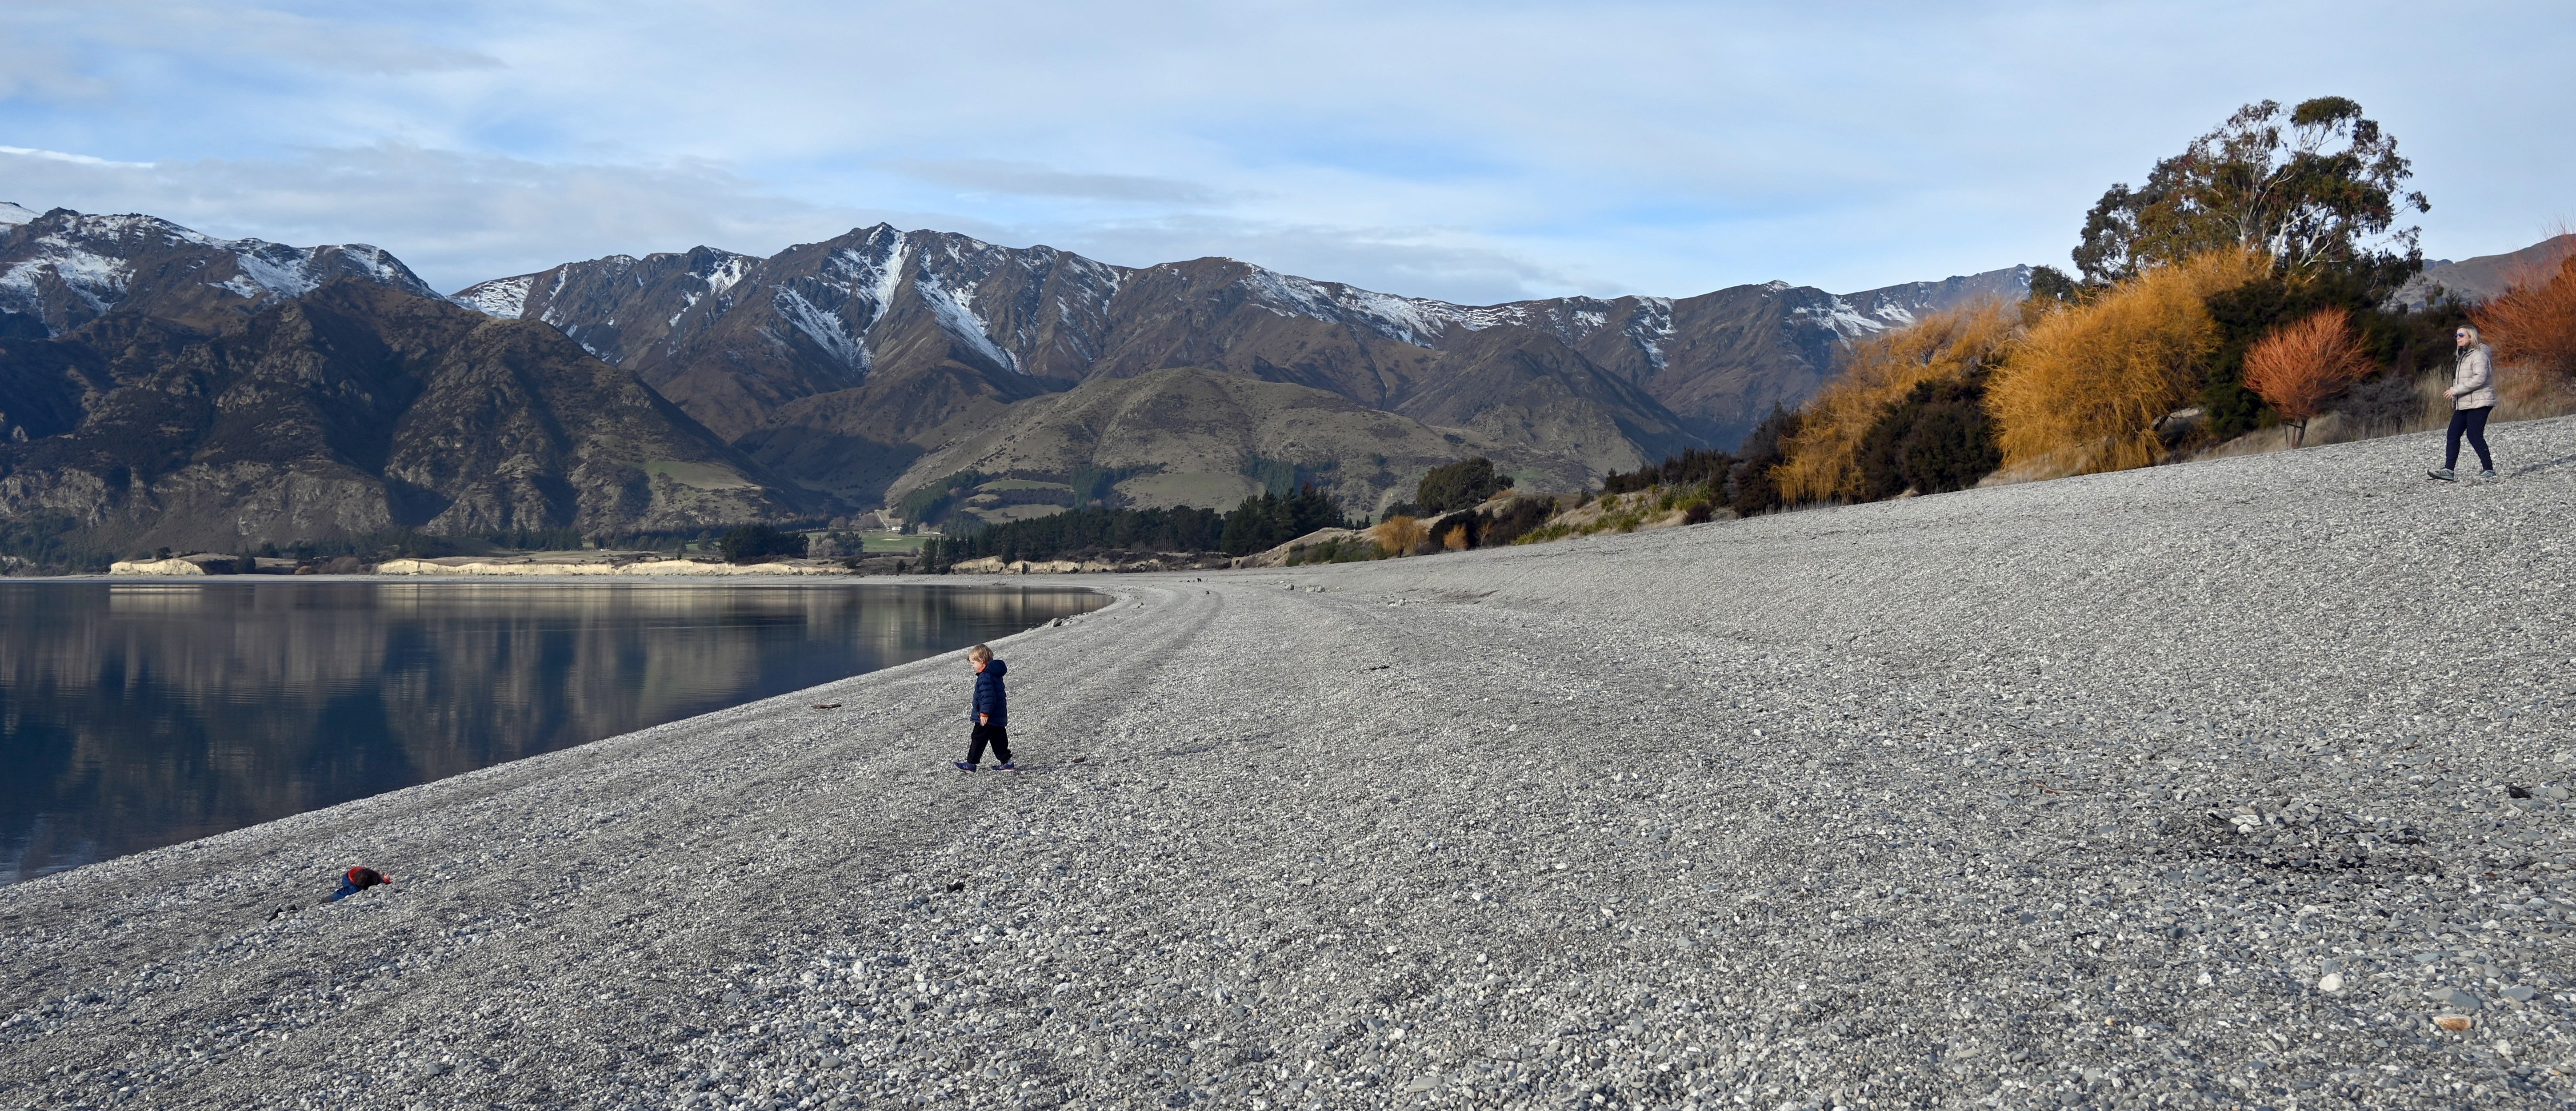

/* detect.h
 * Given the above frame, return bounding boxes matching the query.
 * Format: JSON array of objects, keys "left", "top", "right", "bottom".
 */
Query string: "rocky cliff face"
[
  {"left": 0, "top": 279, "right": 807, "bottom": 552},
  {"left": 462, "top": 226, "right": 2027, "bottom": 503}
]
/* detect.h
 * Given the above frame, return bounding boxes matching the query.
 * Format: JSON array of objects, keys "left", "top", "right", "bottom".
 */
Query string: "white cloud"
[
  {"left": 883, "top": 159, "right": 1222, "bottom": 205},
  {"left": 0, "top": 145, "right": 894, "bottom": 292},
  {"left": 0, "top": 144, "right": 1574, "bottom": 304},
  {"left": 0, "top": 146, "right": 154, "bottom": 168}
]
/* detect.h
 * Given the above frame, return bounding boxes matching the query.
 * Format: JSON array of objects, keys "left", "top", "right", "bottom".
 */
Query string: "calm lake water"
[{"left": 0, "top": 580, "right": 1104, "bottom": 883}]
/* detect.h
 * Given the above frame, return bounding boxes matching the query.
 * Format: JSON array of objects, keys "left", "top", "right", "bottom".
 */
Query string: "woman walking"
[{"left": 2429, "top": 325, "right": 2498, "bottom": 481}]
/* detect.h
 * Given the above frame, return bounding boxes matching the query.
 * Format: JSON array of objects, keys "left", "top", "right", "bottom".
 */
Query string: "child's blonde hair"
[{"left": 967, "top": 643, "right": 993, "bottom": 663}]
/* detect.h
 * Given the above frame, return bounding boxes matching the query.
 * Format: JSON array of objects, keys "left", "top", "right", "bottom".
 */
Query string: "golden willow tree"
[
  {"left": 1986, "top": 248, "right": 2273, "bottom": 476},
  {"left": 1775, "top": 303, "right": 2017, "bottom": 503}
]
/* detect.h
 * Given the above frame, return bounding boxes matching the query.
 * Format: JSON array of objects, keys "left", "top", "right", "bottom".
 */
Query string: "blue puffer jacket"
[{"left": 972, "top": 658, "right": 1008, "bottom": 727}]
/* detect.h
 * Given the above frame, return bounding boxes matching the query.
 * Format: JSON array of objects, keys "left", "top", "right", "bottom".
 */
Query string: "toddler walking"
[{"left": 953, "top": 644, "right": 1013, "bottom": 771}]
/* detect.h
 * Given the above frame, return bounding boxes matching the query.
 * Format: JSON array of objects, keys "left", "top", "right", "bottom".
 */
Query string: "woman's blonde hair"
[
  {"left": 2456, "top": 324, "right": 2482, "bottom": 345},
  {"left": 967, "top": 643, "right": 993, "bottom": 663}
]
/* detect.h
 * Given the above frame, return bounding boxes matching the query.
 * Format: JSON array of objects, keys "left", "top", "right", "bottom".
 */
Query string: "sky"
[{"left": 1, "top": 0, "right": 2568, "bottom": 304}]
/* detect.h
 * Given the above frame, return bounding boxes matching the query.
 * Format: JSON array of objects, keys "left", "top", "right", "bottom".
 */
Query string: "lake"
[{"left": 0, "top": 580, "right": 1104, "bottom": 883}]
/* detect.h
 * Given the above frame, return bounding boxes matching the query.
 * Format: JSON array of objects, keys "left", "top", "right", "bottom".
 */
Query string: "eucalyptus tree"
[{"left": 2073, "top": 97, "right": 2430, "bottom": 293}]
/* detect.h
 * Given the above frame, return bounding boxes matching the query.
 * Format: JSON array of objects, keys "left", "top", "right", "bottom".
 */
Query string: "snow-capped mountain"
[
  {"left": 0, "top": 208, "right": 811, "bottom": 549},
  {"left": 0, "top": 206, "right": 443, "bottom": 337},
  {"left": 455, "top": 224, "right": 2027, "bottom": 501},
  {"left": 0, "top": 199, "right": 2034, "bottom": 541},
  {"left": 454, "top": 227, "right": 1133, "bottom": 440},
  {"left": 467, "top": 226, "right": 2019, "bottom": 428}
]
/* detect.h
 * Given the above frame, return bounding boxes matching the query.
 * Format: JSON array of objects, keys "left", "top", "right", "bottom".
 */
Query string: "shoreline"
[
  {"left": 3, "top": 417, "right": 2571, "bottom": 1108},
  {"left": 1, "top": 579, "right": 1110, "bottom": 886},
  {"left": 7, "top": 573, "right": 1105, "bottom": 587}
]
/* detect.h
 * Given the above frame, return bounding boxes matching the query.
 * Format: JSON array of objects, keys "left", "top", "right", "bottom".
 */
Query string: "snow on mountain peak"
[
  {"left": 453, "top": 273, "right": 536, "bottom": 318},
  {"left": 1236, "top": 265, "right": 1494, "bottom": 347},
  {"left": 699, "top": 253, "right": 752, "bottom": 298},
  {"left": 1791, "top": 294, "right": 1892, "bottom": 338},
  {"left": 0, "top": 207, "right": 441, "bottom": 336},
  {"left": 0, "top": 201, "right": 36, "bottom": 227}
]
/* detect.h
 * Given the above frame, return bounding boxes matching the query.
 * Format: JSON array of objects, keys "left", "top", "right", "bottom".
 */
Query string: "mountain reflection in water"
[{"left": 0, "top": 581, "right": 1103, "bottom": 883}]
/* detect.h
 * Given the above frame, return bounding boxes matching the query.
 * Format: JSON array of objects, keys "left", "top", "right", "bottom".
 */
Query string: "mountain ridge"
[
  {"left": 455, "top": 223, "right": 2031, "bottom": 504},
  {"left": 881, "top": 364, "right": 1598, "bottom": 518},
  {"left": 0, "top": 209, "right": 815, "bottom": 552},
  {"left": 1, "top": 201, "right": 2030, "bottom": 552},
  {"left": 0, "top": 205, "right": 443, "bottom": 340},
  {"left": 2392, "top": 233, "right": 2576, "bottom": 309}
]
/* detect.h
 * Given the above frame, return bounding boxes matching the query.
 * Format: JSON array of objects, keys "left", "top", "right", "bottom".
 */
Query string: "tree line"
[
  {"left": 915, "top": 484, "right": 1367, "bottom": 570},
  {"left": 1590, "top": 95, "right": 2573, "bottom": 516},
  {"left": 909, "top": 457, "right": 1549, "bottom": 569}
]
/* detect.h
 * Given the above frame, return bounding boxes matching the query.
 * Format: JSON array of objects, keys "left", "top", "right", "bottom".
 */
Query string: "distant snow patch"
[
  {"left": 700, "top": 253, "right": 751, "bottom": 298},
  {"left": 1625, "top": 298, "right": 1676, "bottom": 371},
  {"left": 916, "top": 269, "right": 1020, "bottom": 373},
  {"left": 0, "top": 241, "right": 125, "bottom": 319},
  {"left": 771, "top": 286, "right": 866, "bottom": 370},
  {"left": 1792, "top": 296, "right": 1891, "bottom": 338},
  {"left": 0, "top": 201, "right": 35, "bottom": 227},
  {"left": 1237, "top": 265, "right": 1510, "bottom": 347},
  {"left": 454, "top": 274, "right": 536, "bottom": 318},
  {"left": 224, "top": 244, "right": 324, "bottom": 299}
]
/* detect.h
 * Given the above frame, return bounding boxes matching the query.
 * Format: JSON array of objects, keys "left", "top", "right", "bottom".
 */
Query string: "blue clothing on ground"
[
  {"left": 330, "top": 880, "right": 362, "bottom": 901},
  {"left": 973, "top": 658, "right": 1008, "bottom": 727}
]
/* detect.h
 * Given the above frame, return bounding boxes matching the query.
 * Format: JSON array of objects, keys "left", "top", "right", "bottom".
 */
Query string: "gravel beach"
[{"left": 5, "top": 416, "right": 2573, "bottom": 1110}]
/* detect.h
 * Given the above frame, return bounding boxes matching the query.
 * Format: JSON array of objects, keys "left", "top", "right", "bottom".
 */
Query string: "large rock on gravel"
[{"left": 4, "top": 415, "right": 2573, "bottom": 1110}]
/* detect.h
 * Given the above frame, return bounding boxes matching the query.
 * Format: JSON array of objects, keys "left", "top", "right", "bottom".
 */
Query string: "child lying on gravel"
[
  {"left": 328, "top": 866, "right": 392, "bottom": 901},
  {"left": 954, "top": 644, "right": 1013, "bottom": 772}
]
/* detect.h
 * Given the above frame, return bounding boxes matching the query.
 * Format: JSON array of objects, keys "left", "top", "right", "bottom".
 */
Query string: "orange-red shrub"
[
  {"left": 2241, "top": 308, "right": 2374, "bottom": 445},
  {"left": 2473, "top": 251, "right": 2576, "bottom": 403}
]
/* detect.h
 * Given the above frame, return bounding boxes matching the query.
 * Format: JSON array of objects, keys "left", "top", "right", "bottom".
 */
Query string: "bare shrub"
[
  {"left": 2241, "top": 307, "right": 2373, "bottom": 446},
  {"left": 1440, "top": 524, "right": 1469, "bottom": 551},
  {"left": 1988, "top": 247, "right": 2272, "bottom": 475}
]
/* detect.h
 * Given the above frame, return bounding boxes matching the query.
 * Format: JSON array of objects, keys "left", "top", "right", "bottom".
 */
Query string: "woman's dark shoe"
[
  {"left": 953, "top": 761, "right": 978, "bottom": 772},
  {"left": 2427, "top": 468, "right": 2456, "bottom": 481}
]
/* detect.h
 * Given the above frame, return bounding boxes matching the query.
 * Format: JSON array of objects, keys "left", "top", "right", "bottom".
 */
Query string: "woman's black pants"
[{"left": 2446, "top": 405, "right": 2493, "bottom": 471}]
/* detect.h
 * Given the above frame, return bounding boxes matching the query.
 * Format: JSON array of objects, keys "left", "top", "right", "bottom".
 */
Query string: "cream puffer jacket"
[{"left": 2452, "top": 344, "right": 2496, "bottom": 410}]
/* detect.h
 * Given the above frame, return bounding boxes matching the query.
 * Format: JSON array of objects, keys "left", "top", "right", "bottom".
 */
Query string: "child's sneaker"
[
  {"left": 996, "top": 762, "right": 1017, "bottom": 771},
  {"left": 2427, "top": 468, "right": 2456, "bottom": 481},
  {"left": 2477, "top": 469, "right": 2499, "bottom": 481},
  {"left": 952, "top": 761, "right": 978, "bottom": 772}
]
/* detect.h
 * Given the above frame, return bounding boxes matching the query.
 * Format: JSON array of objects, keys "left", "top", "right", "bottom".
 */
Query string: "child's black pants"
[{"left": 968, "top": 724, "right": 1012, "bottom": 765}]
